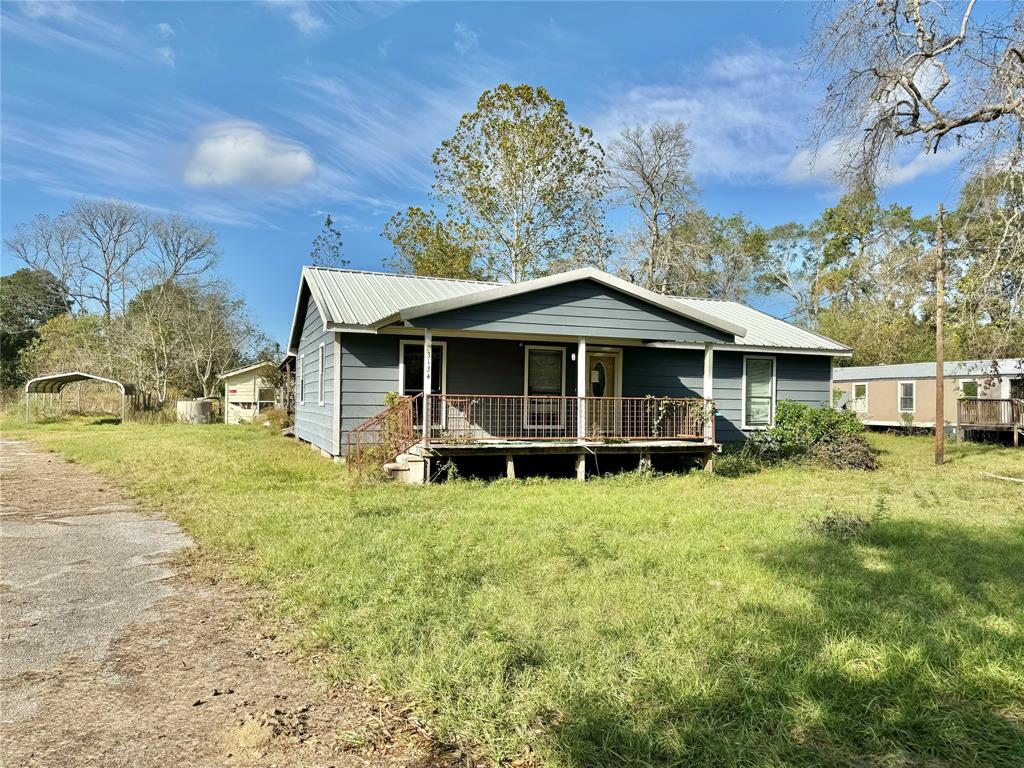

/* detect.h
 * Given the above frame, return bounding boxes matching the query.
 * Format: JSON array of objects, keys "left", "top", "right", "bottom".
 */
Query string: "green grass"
[{"left": 3, "top": 416, "right": 1023, "bottom": 766}]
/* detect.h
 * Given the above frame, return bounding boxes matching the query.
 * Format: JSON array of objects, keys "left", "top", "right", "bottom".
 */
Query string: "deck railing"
[
  {"left": 958, "top": 397, "right": 1024, "bottom": 428},
  {"left": 421, "top": 394, "right": 714, "bottom": 444},
  {"left": 347, "top": 393, "right": 420, "bottom": 475}
]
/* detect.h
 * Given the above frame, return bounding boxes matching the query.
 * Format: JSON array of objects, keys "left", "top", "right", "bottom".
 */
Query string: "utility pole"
[{"left": 934, "top": 202, "right": 945, "bottom": 466}]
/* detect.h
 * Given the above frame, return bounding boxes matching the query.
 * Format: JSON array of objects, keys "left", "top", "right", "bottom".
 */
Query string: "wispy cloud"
[
  {"left": 453, "top": 21, "right": 478, "bottom": 55},
  {"left": 273, "top": 1, "right": 326, "bottom": 36},
  {"left": 156, "top": 21, "right": 174, "bottom": 38},
  {"left": 282, "top": 64, "right": 500, "bottom": 202},
  {"left": 590, "top": 43, "right": 817, "bottom": 185},
  {"left": 784, "top": 137, "right": 965, "bottom": 187},
  {"left": 378, "top": 35, "right": 395, "bottom": 59},
  {"left": 184, "top": 122, "right": 316, "bottom": 189},
  {"left": 157, "top": 46, "right": 175, "bottom": 67}
]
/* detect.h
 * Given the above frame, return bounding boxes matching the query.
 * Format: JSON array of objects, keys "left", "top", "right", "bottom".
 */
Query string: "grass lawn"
[{"left": 3, "top": 417, "right": 1023, "bottom": 767}]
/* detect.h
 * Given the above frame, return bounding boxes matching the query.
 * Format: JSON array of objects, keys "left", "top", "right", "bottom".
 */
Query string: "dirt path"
[{"left": 0, "top": 440, "right": 459, "bottom": 768}]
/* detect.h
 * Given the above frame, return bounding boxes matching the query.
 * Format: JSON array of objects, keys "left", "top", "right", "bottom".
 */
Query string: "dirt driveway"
[{"left": 0, "top": 440, "right": 458, "bottom": 767}]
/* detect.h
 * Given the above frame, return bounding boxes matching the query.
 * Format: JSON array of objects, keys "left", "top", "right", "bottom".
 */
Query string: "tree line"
[
  {"left": 1, "top": 199, "right": 269, "bottom": 400},
  {"left": 370, "top": 2, "right": 1022, "bottom": 367}
]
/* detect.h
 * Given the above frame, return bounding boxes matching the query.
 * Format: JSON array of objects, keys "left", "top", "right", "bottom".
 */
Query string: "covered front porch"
[{"left": 349, "top": 332, "right": 719, "bottom": 480}]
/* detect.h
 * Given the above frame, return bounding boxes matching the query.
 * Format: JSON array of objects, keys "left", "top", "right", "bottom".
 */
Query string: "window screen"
[
  {"left": 899, "top": 382, "right": 915, "bottom": 412},
  {"left": 960, "top": 380, "right": 978, "bottom": 398},
  {"left": 402, "top": 344, "right": 443, "bottom": 396},
  {"left": 526, "top": 348, "right": 564, "bottom": 428},
  {"left": 744, "top": 357, "right": 774, "bottom": 427},
  {"left": 852, "top": 383, "right": 867, "bottom": 412}
]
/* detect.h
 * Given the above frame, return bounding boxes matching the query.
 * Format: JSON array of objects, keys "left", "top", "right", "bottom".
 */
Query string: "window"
[
  {"left": 852, "top": 382, "right": 868, "bottom": 413},
  {"left": 742, "top": 356, "right": 776, "bottom": 428},
  {"left": 318, "top": 343, "right": 325, "bottom": 406},
  {"left": 960, "top": 379, "right": 979, "bottom": 398},
  {"left": 524, "top": 346, "right": 565, "bottom": 428},
  {"left": 898, "top": 381, "right": 915, "bottom": 413},
  {"left": 297, "top": 355, "right": 304, "bottom": 405}
]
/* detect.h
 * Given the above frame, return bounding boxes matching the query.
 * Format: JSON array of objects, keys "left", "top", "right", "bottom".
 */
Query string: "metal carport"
[{"left": 24, "top": 372, "right": 132, "bottom": 423}]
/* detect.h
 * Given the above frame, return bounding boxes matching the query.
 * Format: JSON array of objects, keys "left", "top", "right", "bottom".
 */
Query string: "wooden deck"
[{"left": 957, "top": 398, "right": 1024, "bottom": 445}]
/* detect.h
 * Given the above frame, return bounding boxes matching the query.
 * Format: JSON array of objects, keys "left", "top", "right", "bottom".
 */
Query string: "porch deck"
[{"left": 957, "top": 398, "right": 1024, "bottom": 445}]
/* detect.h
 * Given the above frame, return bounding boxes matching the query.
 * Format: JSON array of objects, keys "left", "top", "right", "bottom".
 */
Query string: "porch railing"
[
  {"left": 421, "top": 394, "right": 714, "bottom": 444},
  {"left": 347, "top": 393, "right": 420, "bottom": 476},
  {"left": 958, "top": 397, "right": 1024, "bottom": 428}
]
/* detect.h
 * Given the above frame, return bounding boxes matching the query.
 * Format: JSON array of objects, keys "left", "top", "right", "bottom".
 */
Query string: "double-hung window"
[
  {"left": 960, "top": 379, "right": 979, "bottom": 398},
  {"left": 743, "top": 356, "right": 775, "bottom": 429},
  {"left": 852, "top": 382, "right": 868, "bottom": 413},
  {"left": 297, "top": 355, "right": 304, "bottom": 405},
  {"left": 898, "top": 381, "right": 915, "bottom": 413},
  {"left": 525, "top": 346, "right": 565, "bottom": 429}
]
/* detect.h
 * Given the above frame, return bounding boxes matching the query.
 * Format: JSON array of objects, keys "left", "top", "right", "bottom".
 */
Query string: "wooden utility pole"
[{"left": 934, "top": 202, "right": 945, "bottom": 466}]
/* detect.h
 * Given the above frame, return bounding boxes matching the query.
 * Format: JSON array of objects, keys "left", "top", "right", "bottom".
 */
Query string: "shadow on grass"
[{"left": 548, "top": 519, "right": 1024, "bottom": 767}]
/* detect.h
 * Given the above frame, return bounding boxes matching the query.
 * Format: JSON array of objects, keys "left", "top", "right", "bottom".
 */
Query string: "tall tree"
[
  {"left": 382, "top": 207, "right": 479, "bottom": 279},
  {"left": 309, "top": 214, "right": 348, "bottom": 268},
  {"left": 608, "top": 121, "right": 697, "bottom": 291},
  {"left": 432, "top": 83, "right": 609, "bottom": 282},
  {"left": 666, "top": 211, "right": 768, "bottom": 301},
  {"left": 0, "top": 269, "right": 69, "bottom": 387}
]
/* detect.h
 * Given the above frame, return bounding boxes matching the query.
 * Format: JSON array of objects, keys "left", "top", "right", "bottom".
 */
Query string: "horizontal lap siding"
[
  {"left": 714, "top": 352, "right": 833, "bottom": 443},
  {"left": 621, "top": 347, "right": 703, "bottom": 397},
  {"left": 294, "top": 299, "right": 336, "bottom": 454},
  {"left": 340, "top": 334, "right": 400, "bottom": 452},
  {"left": 408, "top": 281, "right": 733, "bottom": 343}
]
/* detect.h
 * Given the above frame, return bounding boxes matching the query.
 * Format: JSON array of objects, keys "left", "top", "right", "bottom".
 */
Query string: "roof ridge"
[{"left": 305, "top": 265, "right": 501, "bottom": 286}]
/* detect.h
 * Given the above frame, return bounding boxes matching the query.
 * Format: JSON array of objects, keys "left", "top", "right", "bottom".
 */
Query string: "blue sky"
[{"left": 1, "top": 1, "right": 968, "bottom": 345}]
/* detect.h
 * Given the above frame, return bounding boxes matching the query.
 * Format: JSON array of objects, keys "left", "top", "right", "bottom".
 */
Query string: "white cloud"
[
  {"left": 784, "top": 137, "right": 964, "bottom": 187},
  {"left": 266, "top": 1, "right": 326, "bottom": 36},
  {"left": 378, "top": 35, "right": 394, "bottom": 58},
  {"left": 589, "top": 44, "right": 818, "bottom": 185},
  {"left": 453, "top": 22, "right": 478, "bottom": 55},
  {"left": 184, "top": 122, "right": 316, "bottom": 189},
  {"left": 157, "top": 46, "right": 175, "bottom": 67},
  {"left": 156, "top": 22, "right": 174, "bottom": 38}
]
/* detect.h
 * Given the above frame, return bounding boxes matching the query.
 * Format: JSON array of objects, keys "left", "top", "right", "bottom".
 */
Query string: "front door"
[{"left": 586, "top": 351, "right": 620, "bottom": 436}]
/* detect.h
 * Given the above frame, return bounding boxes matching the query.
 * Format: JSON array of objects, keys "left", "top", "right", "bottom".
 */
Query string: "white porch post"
[
  {"left": 703, "top": 343, "right": 714, "bottom": 441},
  {"left": 577, "top": 337, "right": 587, "bottom": 441},
  {"left": 422, "top": 329, "right": 432, "bottom": 443}
]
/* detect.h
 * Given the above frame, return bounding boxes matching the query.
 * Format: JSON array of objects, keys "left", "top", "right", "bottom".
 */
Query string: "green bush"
[{"left": 746, "top": 401, "right": 876, "bottom": 470}]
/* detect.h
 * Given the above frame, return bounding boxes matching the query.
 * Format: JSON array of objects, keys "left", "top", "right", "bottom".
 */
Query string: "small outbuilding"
[{"left": 219, "top": 362, "right": 279, "bottom": 424}]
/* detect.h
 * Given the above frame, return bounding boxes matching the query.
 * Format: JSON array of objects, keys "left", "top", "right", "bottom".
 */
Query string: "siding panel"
[
  {"left": 407, "top": 281, "right": 734, "bottom": 343},
  {"left": 294, "top": 298, "right": 336, "bottom": 454}
]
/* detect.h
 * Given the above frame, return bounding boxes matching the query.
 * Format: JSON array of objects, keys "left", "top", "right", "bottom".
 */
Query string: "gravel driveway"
[{"left": 0, "top": 439, "right": 457, "bottom": 767}]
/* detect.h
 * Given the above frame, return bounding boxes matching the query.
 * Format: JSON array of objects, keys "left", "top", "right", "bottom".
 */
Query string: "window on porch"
[{"left": 525, "top": 346, "right": 565, "bottom": 428}]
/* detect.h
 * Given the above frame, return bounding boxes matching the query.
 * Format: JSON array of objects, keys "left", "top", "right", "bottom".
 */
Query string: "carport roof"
[{"left": 24, "top": 372, "right": 132, "bottom": 395}]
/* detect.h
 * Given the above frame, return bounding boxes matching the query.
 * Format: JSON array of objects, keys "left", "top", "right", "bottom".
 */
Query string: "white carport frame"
[{"left": 24, "top": 372, "right": 129, "bottom": 423}]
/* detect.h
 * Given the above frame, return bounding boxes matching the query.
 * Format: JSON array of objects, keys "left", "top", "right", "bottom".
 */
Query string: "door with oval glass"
[{"left": 586, "top": 350, "right": 621, "bottom": 437}]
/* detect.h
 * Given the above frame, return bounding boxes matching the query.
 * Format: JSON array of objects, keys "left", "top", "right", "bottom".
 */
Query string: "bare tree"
[
  {"left": 5, "top": 213, "right": 82, "bottom": 316},
  {"left": 608, "top": 121, "right": 697, "bottom": 291},
  {"left": 72, "top": 199, "right": 151, "bottom": 321},
  {"left": 811, "top": 0, "right": 1023, "bottom": 186},
  {"left": 149, "top": 214, "right": 219, "bottom": 284}
]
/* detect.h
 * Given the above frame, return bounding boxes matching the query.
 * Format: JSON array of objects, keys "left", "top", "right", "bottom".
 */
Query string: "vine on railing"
[{"left": 347, "top": 393, "right": 420, "bottom": 477}]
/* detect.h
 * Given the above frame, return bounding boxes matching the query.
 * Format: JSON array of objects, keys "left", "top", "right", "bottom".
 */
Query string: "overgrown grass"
[{"left": 3, "top": 416, "right": 1023, "bottom": 766}]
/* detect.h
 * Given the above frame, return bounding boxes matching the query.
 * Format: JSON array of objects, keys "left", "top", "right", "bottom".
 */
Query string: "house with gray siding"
[{"left": 287, "top": 267, "right": 850, "bottom": 480}]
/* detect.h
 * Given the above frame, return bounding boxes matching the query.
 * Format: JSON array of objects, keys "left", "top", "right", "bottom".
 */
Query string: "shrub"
[
  {"left": 257, "top": 407, "right": 291, "bottom": 431},
  {"left": 804, "top": 496, "right": 890, "bottom": 541},
  {"left": 746, "top": 401, "right": 876, "bottom": 471}
]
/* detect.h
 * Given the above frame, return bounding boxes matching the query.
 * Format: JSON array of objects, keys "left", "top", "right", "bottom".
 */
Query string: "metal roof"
[
  {"left": 24, "top": 372, "right": 131, "bottom": 394},
  {"left": 671, "top": 297, "right": 850, "bottom": 353},
  {"left": 304, "top": 267, "right": 498, "bottom": 328},
  {"left": 290, "top": 267, "right": 850, "bottom": 354},
  {"left": 217, "top": 361, "right": 278, "bottom": 380},
  {"left": 834, "top": 358, "right": 1024, "bottom": 381}
]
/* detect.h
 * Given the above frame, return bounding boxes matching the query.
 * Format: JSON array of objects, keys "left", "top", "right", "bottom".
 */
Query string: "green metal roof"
[{"left": 291, "top": 267, "right": 850, "bottom": 354}]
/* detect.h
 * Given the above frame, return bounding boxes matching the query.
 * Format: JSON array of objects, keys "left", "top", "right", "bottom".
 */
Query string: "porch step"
[{"left": 383, "top": 453, "right": 427, "bottom": 484}]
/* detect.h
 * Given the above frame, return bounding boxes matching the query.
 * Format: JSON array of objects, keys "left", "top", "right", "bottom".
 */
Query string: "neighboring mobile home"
[
  {"left": 287, "top": 267, "right": 851, "bottom": 480},
  {"left": 833, "top": 359, "right": 1024, "bottom": 440},
  {"left": 219, "top": 362, "right": 279, "bottom": 424}
]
